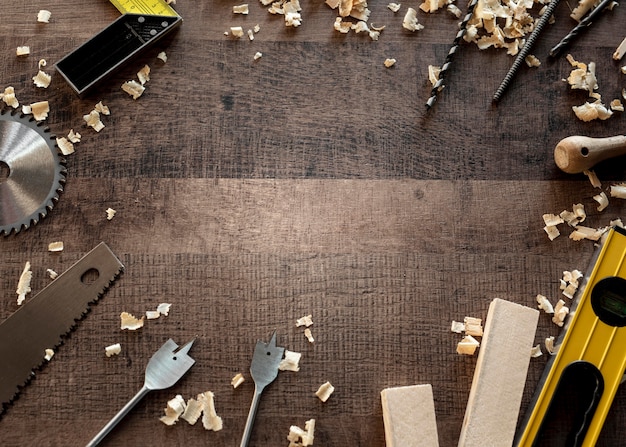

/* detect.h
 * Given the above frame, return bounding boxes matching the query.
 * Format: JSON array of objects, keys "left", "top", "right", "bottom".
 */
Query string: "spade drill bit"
[
  {"left": 240, "top": 331, "right": 285, "bottom": 447},
  {"left": 493, "top": 0, "right": 561, "bottom": 102},
  {"left": 549, "top": 0, "right": 615, "bottom": 57},
  {"left": 426, "top": 0, "right": 480, "bottom": 109}
]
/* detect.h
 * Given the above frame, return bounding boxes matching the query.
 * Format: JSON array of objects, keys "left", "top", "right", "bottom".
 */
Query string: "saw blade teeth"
[{"left": 0, "top": 109, "right": 66, "bottom": 235}]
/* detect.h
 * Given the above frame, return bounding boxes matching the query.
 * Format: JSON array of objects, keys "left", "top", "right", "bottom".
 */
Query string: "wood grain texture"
[{"left": 1, "top": 0, "right": 625, "bottom": 446}]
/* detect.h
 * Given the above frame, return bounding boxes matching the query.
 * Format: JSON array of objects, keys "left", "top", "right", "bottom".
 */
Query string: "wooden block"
[
  {"left": 381, "top": 384, "right": 439, "bottom": 447},
  {"left": 458, "top": 298, "right": 539, "bottom": 447}
]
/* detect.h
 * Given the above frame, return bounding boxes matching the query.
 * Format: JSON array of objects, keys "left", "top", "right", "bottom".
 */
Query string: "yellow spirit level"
[
  {"left": 515, "top": 226, "right": 626, "bottom": 446},
  {"left": 55, "top": 0, "right": 181, "bottom": 95}
]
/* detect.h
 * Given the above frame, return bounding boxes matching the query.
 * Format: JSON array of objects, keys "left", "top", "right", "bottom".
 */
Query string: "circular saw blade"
[{"left": 0, "top": 109, "right": 66, "bottom": 236}]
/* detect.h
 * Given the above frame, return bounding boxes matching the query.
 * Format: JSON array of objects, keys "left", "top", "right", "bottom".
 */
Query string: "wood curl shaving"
[
  {"left": 120, "top": 311, "right": 144, "bottom": 330},
  {"left": 16, "top": 261, "right": 32, "bottom": 306},
  {"left": 315, "top": 381, "right": 334, "bottom": 402},
  {"left": 288, "top": 419, "right": 315, "bottom": 447},
  {"left": 2, "top": 86, "right": 19, "bottom": 108}
]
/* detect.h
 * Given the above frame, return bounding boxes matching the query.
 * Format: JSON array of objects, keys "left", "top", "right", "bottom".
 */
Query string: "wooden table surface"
[{"left": 1, "top": 0, "right": 626, "bottom": 445}]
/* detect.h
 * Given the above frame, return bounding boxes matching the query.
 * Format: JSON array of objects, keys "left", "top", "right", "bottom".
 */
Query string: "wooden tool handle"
[{"left": 554, "top": 135, "right": 626, "bottom": 174}]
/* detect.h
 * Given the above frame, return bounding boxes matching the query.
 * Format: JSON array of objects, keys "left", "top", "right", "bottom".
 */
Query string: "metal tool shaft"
[
  {"left": 493, "top": 0, "right": 561, "bottom": 102},
  {"left": 240, "top": 385, "right": 263, "bottom": 447},
  {"left": 549, "top": 0, "right": 615, "bottom": 57},
  {"left": 86, "top": 385, "right": 150, "bottom": 447},
  {"left": 426, "top": 0, "right": 480, "bottom": 109}
]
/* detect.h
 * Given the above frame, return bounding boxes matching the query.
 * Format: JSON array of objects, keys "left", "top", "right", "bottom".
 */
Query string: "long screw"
[
  {"left": 426, "top": 0, "right": 480, "bottom": 109},
  {"left": 492, "top": 0, "right": 561, "bottom": 103},
  {"left": 549, "top": 0, "right": 615, "bottom": 57}
]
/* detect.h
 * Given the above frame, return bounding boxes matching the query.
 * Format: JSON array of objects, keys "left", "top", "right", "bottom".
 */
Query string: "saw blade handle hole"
[
  {"left": 0, "top": 161, "right": 9, "bottom": 183},
  {"left": 81, "top": 268, "right": 100, "bottom": 285}
]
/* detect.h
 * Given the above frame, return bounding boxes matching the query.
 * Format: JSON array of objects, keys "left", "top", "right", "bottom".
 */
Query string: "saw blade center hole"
[{"left": 0, "top": 161, "right": 9, "bottom": 183}]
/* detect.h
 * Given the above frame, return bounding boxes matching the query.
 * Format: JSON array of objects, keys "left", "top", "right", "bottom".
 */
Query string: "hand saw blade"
[{"left": 0, "top": 242, "right": 124, "bottom": 413}]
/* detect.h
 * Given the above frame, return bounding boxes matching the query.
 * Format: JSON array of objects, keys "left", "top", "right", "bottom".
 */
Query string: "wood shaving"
[
  {"left": 387, "top": 2, "right": 401, "bottom": 12},
  {"left": 583, "top": 169, "right": 601, "bottom": 188},
  {"left": 198, "top": 391, "right": 223, "bottom": 431},
  {"left": 552, "top": 300, "right": 569, "bottom": 327},
  {"left": 593, "top": 192, "right": 609, "bottom": 212},
  {"left": 315, "top": 381, "right": 334, "bottom": 402},
  {"left": 569, "top": 225, "right": 606, "bottom": 241},
  {"left": 543, "top": 213, "right": 564, "bottom": 226},
  {"left": 157, "top": 51, "right": 168, "bottom": 63},
  {"left": 230, "top": 26, "right": 245, "bottom": 37},
  {"left": 279, "top": 350, "right": 302, "bottom": 371},
  {"left": 47, "top": 268, "right": 58, "bottom": 280},
  {"left": 146, "top": 310, "right": 160, "bottom": 319},
  {"left": 146, "top": 302, "right": 171, "bottom": 319},
  {"left": 571, "top": 0, "right": 597, "bottom": 21},
  {"left": 106, "top": 207, "right": 117, "bottom": 220},
  {"left": 44, "top": 348, "right": 55, "bottom": 361},
  {"left": 234, "top": 4, "right": 250, "bottom": 14},
  {"left": 283, "top": 0, "right": 303, "bottom": 27},
  {"left": 83, "top": 110, "right": 104, "bottom": 132},
  {"left": 428, "top": 65, "right": 441, "bottom": 86},
  {"left": 32, "top": 70, "right": 51, "bottom": 88},
  {"left": 231, "top": 372, "right": 245, "bottom": 388},
  {"left": 94, "top": 101, "right": 110, "bottom": 115},
  {"left": 21, "top": 105, "right": 31, "bottom": 114},
  {"left": 447, "top": 4, "right": 462, "bottom": 17},
  {"left": 16, "top": 261, "right": 32, "bottom": 306},
  {"left": 545, "top": 336, "right": 558, "bottom": 355},
  {"left": 30, "top": 101, "right": 49, "bottom": 121},
  {"left": 16, "top": 46, "right": 30, "bottom": 56},
  {"left": 37, "top": 10, "right": 52, "bottom": 23},
  {"left": 456, "top": 334, "right": 480, "bottom": 355},
  {"left": 610, "top": 183, "right": 626, "bottom": 199},
  {"left": 67, "top": 129, "right": 81, "bottom": 143},
  {"left": 402, "top": 7, "right": 424, "bottom": 31},
  {"left": 450, "top": 320, "right": 465, "bottom": 333},
  {"left": 120, "top": 311, "right": 144, "bottom": 330},
  {"left": 304, "top": 327, "right": 315, "bottom": 343},
  {"left": 572, "top": 101, "right": 613, "bottom": 121},
  {"left": 122, "top": 80, "right": 145, "bottom": 99},
  {"left": 247, "top": 29, "right": 255, "bottom": 40},
  {"left": 464, "top": 0, "right": 540, "bottom": 56},
  {"left": 56, "top": 137, "right": 74, "bottom": 155},
  {"left": 419, "top": 0, "right": 448, "bottom": 14},
  {"left": 163, "top": 392, "right": 223, "bottom": 429},
  {"left": 2, "top": 86, "right": 19, "bottom": 108},
  {"left": 614, "top": 36, "right": 626, "bottom": 61},
  {"left": 137, "top": 65, "right": 150, "bottom": 86},
  {"left": 333, "top": 17, "right": 352, "bottom": 33},
  {"left": 351, "top": 21, "right": 381, "bottom": 41},
  {"left": 464, "top": 316, "right": 483, "bottom": 337},
  {"left": 525, "top": 55, "right": 541, "bottom": 67},
  {"left": 181, "top": 397, "right": 203, "bottom": 424},
  {"left": 160, "top": 394, "right": 186, "bottom": 425},
  {"left": 48, "top": 241, "right": 64, "bottom": 252},
  {"left": 157, "top": 302, "right": 171, "bottom": 315},
  {"left": 105, "top": 343, "right": 122, "bottom": 357},
  {"left": 296, "top": 314, "right": 314, "bottom": 327},
  {"left": 610, "top": 99, "right": 624, "bottom": 111},
  {"left": 253, "top": 51, "right": 263, "bottom": 60},
  {"left": 530, "top": 344, "right": 542, "bottom": 358},
  {"left": 544, "top": 225, "right": 560, "bottom": 241},
  {"left": 536, "top": 294, "right": 554, "bottom": 314},
  {"left": 288, "top": 419, "right": 315, "bottom": 447},
  {"left": 38, "top": 59, "right": 47, "bottom": 69}
]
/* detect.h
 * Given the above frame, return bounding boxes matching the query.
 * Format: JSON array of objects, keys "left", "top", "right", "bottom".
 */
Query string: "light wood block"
[
  {"left": 458, "top": 298, "right": 539, "bottom": 447},
  {"left": 381, "top": 384, "right": 440, "bottom": 447}
]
